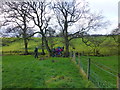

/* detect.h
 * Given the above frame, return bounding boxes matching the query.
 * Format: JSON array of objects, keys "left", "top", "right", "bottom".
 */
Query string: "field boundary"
[{"left": 70, "top": 52, "right": 119, "bottom": 88}]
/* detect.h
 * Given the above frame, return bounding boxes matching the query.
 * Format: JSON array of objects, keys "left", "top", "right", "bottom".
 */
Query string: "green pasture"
[
  {"left": 76, "top": 55, "right": 118, "bottom": 88},
  {"left": 2, "top": 55, "right": 94, "bottom": 88},
  {"left": 1, "top": 36, "right": 118, "bottom": 56},
  {"left": 1, "top": 36, "right": 119, "bottom": 88}
]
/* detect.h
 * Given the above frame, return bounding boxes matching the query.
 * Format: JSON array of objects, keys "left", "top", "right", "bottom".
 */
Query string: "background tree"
[
  {"left": 27, "top": 1, "right": 53, "bottom": 56},
  {"left": 46, "top": 27, "right": 56, "bottom": 50},
  {"left": 82, "top": 35, "right": 107, "bottom": 56},
  {"left": 111, "top": 27, "right": 120, "bottom": 55},
  {"left": 111, "top": 27, "right": 120, "bottom": 44},
  {"left": 53, "top": 0, "right": 108, "bottom": 57},
  {"left": 1, "top": 2, "right": 34, "bottom": 54},
  {"left": 53, "top": 0, "right": 84, "bottom": 57}
]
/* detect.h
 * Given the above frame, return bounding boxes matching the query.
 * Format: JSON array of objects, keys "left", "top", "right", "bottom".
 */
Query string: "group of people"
[
  {"left": 34, "top": 46, "right": 64, "bottom": 58},
  {"left": 52, "top": 47, "right": 64, "bottom": 57}
]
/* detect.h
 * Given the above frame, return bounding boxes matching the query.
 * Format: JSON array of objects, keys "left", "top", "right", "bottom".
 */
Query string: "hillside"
[
  {"left": 1, "top": 36, "right": 118, "bottom": 88},
  {"left": 1, "top": 36, "right": 118, "bottom": 56}
]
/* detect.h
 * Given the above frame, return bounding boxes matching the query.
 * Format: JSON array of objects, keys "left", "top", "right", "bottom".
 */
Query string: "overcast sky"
[
  {"left": 86, "top": 0, "right": 119, "bottom": 34},
  {"left": 0, "top": 0, "right": 119, "bottom": 35}
]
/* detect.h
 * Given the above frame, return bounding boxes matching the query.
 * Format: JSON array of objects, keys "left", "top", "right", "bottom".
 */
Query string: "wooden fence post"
[
  {"left": 87, "top": 58, "right": 91, "bottom": 80},
  {"left": 117, "top": 73, "right": 120, "bottom": 89}
]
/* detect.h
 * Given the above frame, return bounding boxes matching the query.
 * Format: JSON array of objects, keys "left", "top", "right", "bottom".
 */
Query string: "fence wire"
[
  {"left": 91, "top": 60, "right": 118, "bottom": 74},
  {"left": 74, "top": 55, "right": 117, "bottom": 88},
  {"left": 90, "top": 69, "right": 116, "bottom": 88}
]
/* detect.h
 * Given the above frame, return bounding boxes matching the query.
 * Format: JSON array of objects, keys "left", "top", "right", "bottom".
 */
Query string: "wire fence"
[{"left": 71, "top": 52, "right": 119, "bottom": 88}]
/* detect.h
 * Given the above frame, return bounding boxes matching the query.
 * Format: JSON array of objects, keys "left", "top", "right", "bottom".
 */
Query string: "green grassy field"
[
  {"left": 1, "top": 36, "right": 118, "bottom": 56},
  {"left": 1, "top": 37, "right": 119, "bottom": 88},
  {"left": 75, "top": 56, "right": 118, "bottom": 88},
  {"left": 2, "top": 55, "right": 94, "bottom": 88}
]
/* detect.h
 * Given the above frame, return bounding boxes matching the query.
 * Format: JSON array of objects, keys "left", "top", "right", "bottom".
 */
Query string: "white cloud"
[{"left": 85, "top": 0, "right": 119, "bottom": 34}]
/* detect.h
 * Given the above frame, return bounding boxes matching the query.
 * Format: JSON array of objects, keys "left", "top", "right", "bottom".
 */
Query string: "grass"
[
  {"left": 2, "top": 55, "right": 95, "bottom": 88},
  {"left": 76, "top": 55, "right": 118, "bottom": 88},
  {"left": 1, "top": 36, "right": 119, "bottom": 88},
  {"left": 1, "top": 36, "right": 118, "bottom": 56}
]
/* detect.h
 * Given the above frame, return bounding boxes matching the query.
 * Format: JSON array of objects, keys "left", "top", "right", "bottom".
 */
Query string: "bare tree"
[
  {"left": 27, "top": 1, "right": 53, "bottom": 56},
  {"left": 53, "top": 0, "right": 108, "bottom": 57},
  {"left": 46, "top": 27, "right": 56, "bottom": 49},
  {"left": 112, "top": 28, "right": 120, "bottom": 35},
  {"left": 111, "top": 27, "right": 120, "bottom": 44},
  {"left": 1, "top": 2, "right": 35, "bottom": 54},
  {"left": 81, "top": 35, "right": 107, "bottom": 56},
  {"left": 53, "top": 0, "right": 83, "bottom": 56}
]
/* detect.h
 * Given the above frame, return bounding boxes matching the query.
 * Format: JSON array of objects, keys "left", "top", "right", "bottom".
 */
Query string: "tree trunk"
[
  {"left": 23, "top": 15, "right": 29, "bottom": 55},
  {"left": 24, "top": 38, "right": 28, "bottom": 55},
  {"left": 65, "top": 37, "right": 69, "bottom": 57},
  {"left": 64, "top": 19, "right": 69, "bottom": 57},
  {"left": 41, "top": 36, "right": 45, "bottom": 55},
  {"left": 43, "top": 35, "right": 52, "bottom": 56},
  {"left": 96, "top": 50, "right": 99, "bottom": 56},
  {"left": 49, "top": 37, "right": 54, "bottom": 50}
]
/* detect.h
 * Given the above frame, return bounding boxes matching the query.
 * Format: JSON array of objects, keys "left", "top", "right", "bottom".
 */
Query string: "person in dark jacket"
[{"left": 34, "top": 47, "right": 38, "bottom": 58}]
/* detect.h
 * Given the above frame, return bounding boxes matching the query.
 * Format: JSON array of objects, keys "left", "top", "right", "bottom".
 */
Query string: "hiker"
[
  {"left": 52, "top": 48, "right": 56, "bottom": 57},
  {"left": 34, "top": 47, "right": 38, "bottom": 58},
  {"left": 55, "top": 48, "right": 58, "bottom": 56},
  {"left": 56, "top": 47, "right": 61, "bottom": 56},
  {"left": 59, "top": 47, "right": 64, "bottom": 56}
]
